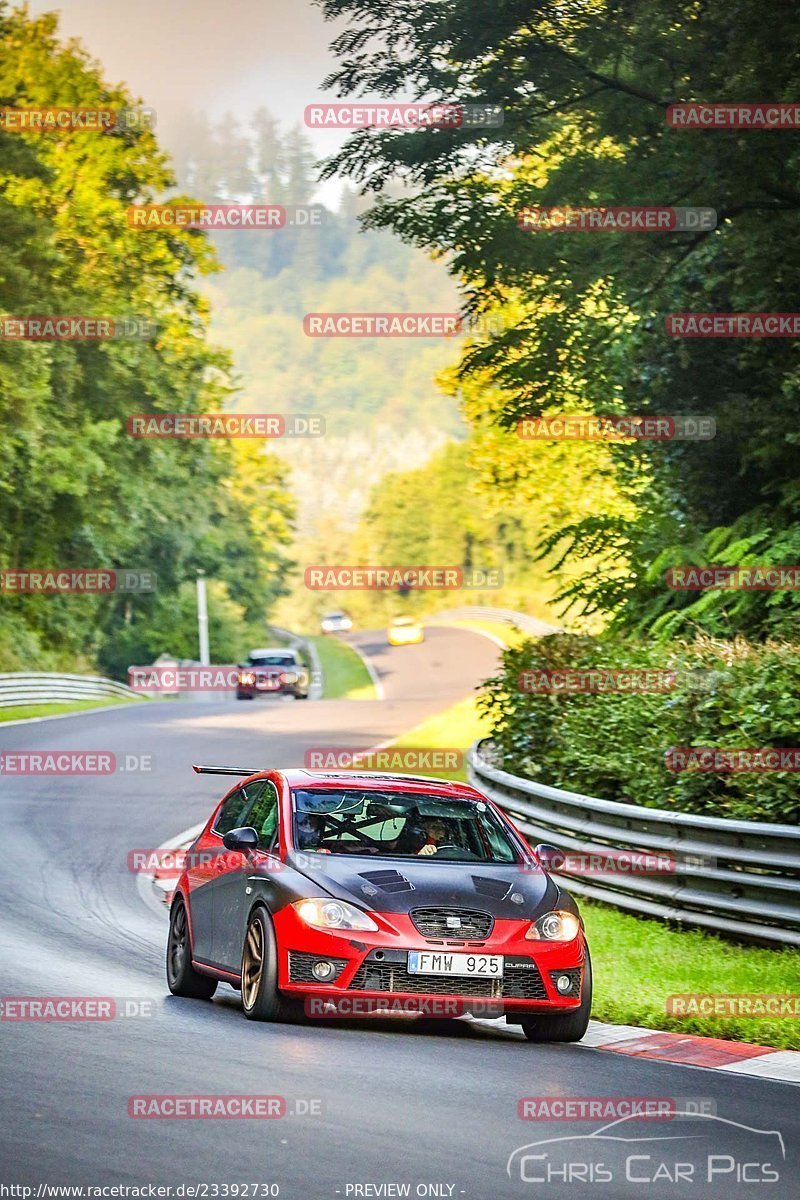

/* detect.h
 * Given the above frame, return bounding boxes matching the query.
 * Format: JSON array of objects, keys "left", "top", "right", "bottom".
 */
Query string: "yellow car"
[{"left": 387, "top": 616, "right": 424, "bottom": 645}]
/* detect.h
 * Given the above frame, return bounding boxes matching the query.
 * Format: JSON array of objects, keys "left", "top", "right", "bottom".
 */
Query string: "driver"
[{"left": 416, "top": 817, "right": 450, "bottom": 856}]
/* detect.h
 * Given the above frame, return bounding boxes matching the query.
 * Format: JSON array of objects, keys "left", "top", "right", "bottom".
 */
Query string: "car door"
[
  {"left": 185, "top": 784, "right": 251, "bottom": 965},
  {"left": 212, "top": 778, "right": 282, "bottom": 972}
]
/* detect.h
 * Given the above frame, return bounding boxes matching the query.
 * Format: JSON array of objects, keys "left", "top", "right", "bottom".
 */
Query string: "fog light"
[
  {"left": 312, "top": 960, "right": 335, "bottom": 981},
  {"left": 556, "top": 974, "right": 573, "bottom": 994}
]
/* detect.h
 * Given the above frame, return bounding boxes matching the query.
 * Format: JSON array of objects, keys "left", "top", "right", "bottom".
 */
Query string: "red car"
[{"left": 166, "top": 766, "right": 592, "bottom": 1042}]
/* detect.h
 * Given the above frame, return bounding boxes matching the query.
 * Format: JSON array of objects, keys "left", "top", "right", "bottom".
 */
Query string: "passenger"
[{"left": 295, "top": 812, "right": 327, "bottom": 850}]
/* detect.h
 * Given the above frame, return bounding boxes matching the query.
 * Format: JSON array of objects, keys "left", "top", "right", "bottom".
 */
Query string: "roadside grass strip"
[{"left": 307, "top": 635, "right": 376, "bottom": 700}]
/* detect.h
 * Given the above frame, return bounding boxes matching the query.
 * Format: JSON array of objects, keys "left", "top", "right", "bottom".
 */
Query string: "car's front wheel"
[
  {"left": 241, "top": 907, "right": 299, "bottom": 1022},
  {"left": 519, "top": 952, "right": 592, "bottom": 1043},
  {"left": 166, "top": 899, "right": 217, "bottom": 1000}
]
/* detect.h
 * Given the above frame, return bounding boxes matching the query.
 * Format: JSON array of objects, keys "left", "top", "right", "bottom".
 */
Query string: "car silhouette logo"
[
  {"left": 507, "top": 1112, "right": 786, "bottom": 1184},
  {"left": 446, "top": 916, "right": 462, "bottom": 928}
]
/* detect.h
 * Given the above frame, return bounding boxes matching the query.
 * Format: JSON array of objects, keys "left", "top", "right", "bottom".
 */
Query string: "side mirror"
[
  {"left": 222, "top": 826, "right": 259, "bottom": 852},
  {"left": 535, "top": 842, "right": 564, "bottom": 871}
]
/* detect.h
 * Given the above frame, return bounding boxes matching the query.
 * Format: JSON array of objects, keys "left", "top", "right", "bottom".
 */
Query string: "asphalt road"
[{"left": 0, "top": 626, "right": 796, "bottom": 1198}]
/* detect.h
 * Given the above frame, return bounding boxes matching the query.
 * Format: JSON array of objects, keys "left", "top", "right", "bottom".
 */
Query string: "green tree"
[
  {"left": 316, "top": 0, "right": 800, "bottom": 637},
  {"left": 0, "top": 4, "right": 294, "bottom": 673}
]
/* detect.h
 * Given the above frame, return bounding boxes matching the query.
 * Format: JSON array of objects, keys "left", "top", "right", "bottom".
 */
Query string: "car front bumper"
[{"left": 273, "top": 905, "right": 587, "bottom": 1016}]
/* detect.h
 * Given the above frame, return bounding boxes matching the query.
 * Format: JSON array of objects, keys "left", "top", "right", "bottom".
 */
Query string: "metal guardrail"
[
  {"left": 0, "top": 672, "right": 143, "bottom": 709},
  {"left": 431, "top": 606, "right": 560, "bottom": 637},
  {"left": 469, "top": 739, "right": 800, "bottom": 947}
]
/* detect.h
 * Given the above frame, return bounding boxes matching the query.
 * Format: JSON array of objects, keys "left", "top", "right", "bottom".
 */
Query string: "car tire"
[
  {"left": 166, "top": 899, "right": 217, "bottom": 1000},
  {"left": 236, "top": 692, "right": 254, "bottom": 700},
  {"left": 519, "top": 951, "right": 592, "bottom": 1043},
  {"left": 241, "top": 907, "right": 299, "bottom": 1022}
]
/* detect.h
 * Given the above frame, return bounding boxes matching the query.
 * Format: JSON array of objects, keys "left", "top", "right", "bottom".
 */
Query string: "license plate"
[
  {"left": 256, "top": 678, "right": 279, "bottom": 690},
  {"left": 407, "top": 951, "right": 503, "bottom": 978}
]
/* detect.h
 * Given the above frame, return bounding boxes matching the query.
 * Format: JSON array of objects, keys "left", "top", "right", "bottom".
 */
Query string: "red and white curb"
[
  {"left": 579, "top": 1020, "right": 800, "bottom": 1084},
  {"left": 135, "top": 821, "right": 204, "bottom": 915},
  {"left": 469, "top": 1018, "right": 800, "bottom": 1084},
  {"left": 141, "top": 825, "right": 799, "bottom": 1084}
]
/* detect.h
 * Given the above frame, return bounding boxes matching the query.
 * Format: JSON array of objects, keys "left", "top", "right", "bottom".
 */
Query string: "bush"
[{"left": 478, "top": 633, "right": 800, "bottom": 824}]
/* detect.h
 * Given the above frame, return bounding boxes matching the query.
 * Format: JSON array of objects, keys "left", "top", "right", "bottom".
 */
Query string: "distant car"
[
  {"left": 236, "top": 649, "right": 309, "bottom": 700},
  {"left": 321, "top": 611, "right": 353, "bottom": 634},
  {"left": 388, "top": 616, "right": 424, "bottom": 646},
  {"left": 167, "top": 766, "right": 591, "bottom": 1040}
]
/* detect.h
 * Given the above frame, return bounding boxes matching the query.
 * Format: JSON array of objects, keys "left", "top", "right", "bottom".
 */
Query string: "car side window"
[
  {"left": 241, "top": 781, "right": 280, "bottom": 850},
  {"left": 213, "top": 785, "right": 253, "bottom": 836}
]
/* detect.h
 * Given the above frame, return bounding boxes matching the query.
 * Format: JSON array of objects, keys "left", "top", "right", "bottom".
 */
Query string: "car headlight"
[
  {"left": 525, "top": 910, "right": 581, "bottom": 942},
  {"left": 280, "top": 671, "right": 298, "bottom": 684},
  {"left": 293, "top": 898, "right": 378, "bottom": 932},
  {"left": 239, "top": 672, "right": 255, "bottom": 686}
]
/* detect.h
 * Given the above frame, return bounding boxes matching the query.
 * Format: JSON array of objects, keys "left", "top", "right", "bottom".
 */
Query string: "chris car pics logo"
[{"left": 507, "top": 1112, "right": 785, "bottom": 1186}]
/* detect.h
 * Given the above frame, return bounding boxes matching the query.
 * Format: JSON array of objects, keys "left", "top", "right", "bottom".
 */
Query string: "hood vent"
[
  {"left": 358, "top": 868, "right": 415, "bottom": 894},
  {"left": 471, "top": 875, "right": 513, "bottom": 900}
]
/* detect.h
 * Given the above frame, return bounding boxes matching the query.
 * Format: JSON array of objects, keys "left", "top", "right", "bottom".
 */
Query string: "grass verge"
[
  {"left": 584, "top": 901, "right": 799, "bottom": 1050},
  {"left": 381, "top": 694, "right": 798, "bottom": 1049},
  {"left": 380, "top": 695, "right": 491, "bottom": 781},
  {"left": 0, "top": 696, "right": 147, "bottom": 723},
  {"left": 308, "top": 635, "right": 375, "bottom": 700}
]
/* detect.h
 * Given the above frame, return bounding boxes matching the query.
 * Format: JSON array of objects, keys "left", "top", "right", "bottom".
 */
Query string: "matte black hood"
[{"left": 286, "top": 852, "right": 557, "bottom": 921}]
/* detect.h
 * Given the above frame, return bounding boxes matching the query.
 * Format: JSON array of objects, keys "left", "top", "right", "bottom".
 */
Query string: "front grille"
[
  {"left": 288, "top": 952, "right": 348, "bottom": 984},
  {"left": 505, "top": 966, "right": 548, "bottom": 999},
  {"left": 349, "top": 957, "right": 546, "bottom": 1000},
  {"left": 409, "top": 908, "right": 494, "bottom": 940}
]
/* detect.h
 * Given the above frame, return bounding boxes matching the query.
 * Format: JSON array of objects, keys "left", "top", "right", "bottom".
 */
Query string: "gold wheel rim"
[{"left": 242, "top": 919, "right": 264, "bottom": 1009}]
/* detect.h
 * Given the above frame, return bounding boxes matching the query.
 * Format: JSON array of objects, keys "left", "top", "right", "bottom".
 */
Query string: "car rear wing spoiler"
[{"left": 192, "top": 764, "right": 262, "bottom": 777}]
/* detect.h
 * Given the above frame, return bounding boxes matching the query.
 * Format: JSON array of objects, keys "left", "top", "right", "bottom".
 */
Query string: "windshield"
[
  {"left": 249, "top": 653, "right": 295, "bottom": 667},
  {"left": 291, "top": 788, "right": 518, "bottom": 862}
]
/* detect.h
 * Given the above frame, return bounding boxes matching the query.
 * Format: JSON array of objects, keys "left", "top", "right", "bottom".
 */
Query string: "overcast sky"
[{"left": 29, "top": 0, "right": 353, "bottom": 197}]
